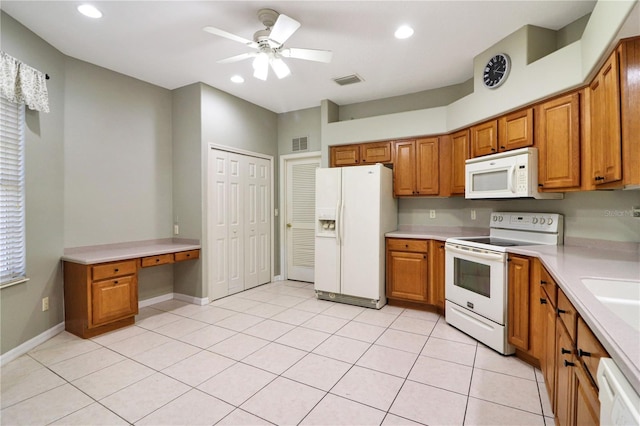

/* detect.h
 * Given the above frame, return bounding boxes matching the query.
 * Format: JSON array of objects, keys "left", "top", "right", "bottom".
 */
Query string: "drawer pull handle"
[
  {"left": 156, "top": 259, "right": 160, "bottom": 262},
  {"left": 540, "top": 298, "right": 547, "bottom": 305},
  {"left": 405, "top": 244, "right": 409, "bottom": 248},
  {"left": 114, "top": 280, "right": 118, "bottom": 284},
  {"left": 578, "top": 349, "right": 591, "bottom": 357},
  {"left": 561, "top": 348, "right": 572, "bottom": 354},
  {"left": 540, "top": 280, "right": 547, "bottom": 285},
  {"left": 564, "top": 360, "right": 575, "bottom": 367},
  {"left": 186, "top": 254, "right": 190, "bottom": 257},
  {"left": 114, "top": 268, "right": 119, "bottom": 272},
  {"left": 557, "top": 308, "right": 567, "bottom": 315}
]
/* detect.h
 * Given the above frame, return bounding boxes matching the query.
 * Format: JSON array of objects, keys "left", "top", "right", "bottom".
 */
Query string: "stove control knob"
[
  {"left": 498, "top": 216, "right": 503, "bottom": 222},
  {"left": 493, "top": 215, "right": 498, "bottom": 222},
  {"left": 532, "top": 217, "right": 538, "bottom": 224},
  {"left": 540, "top": 218, "right": 546, "bottom": 225},
  {"left": 548, "top": 218, "right": 554, "bottom": 225}
]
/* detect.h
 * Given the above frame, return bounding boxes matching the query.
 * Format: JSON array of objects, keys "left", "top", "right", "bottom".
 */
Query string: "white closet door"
[
  {"left": 208, "top": 150, "right": 229, "bottom": 300},
  {"left": 244, "top": 156, "right": 259, "bottom": 289},
  {"left": 256, "top": 157, "right": 271, "bottom": 285},
  {"left": 227, "top": 152, "right": 244, "bottom": 295}
]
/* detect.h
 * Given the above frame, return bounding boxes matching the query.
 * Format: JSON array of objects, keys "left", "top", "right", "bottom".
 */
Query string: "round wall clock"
[{"left": 483, "top": 53, "right": 511, "bottom": 89}]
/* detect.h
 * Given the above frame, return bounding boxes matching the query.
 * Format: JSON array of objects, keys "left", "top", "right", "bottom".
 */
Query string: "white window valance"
[{"left": 0, "top": 51, "right": 50, "bottom": 113}]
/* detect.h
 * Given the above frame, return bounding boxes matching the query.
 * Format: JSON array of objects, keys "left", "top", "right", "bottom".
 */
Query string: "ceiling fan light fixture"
[
  {"left": 394, "top": 25, "right": 414, "bottom": 39},
  {"left": 270, "top": 57, "right": 291, "bottom": 79}
]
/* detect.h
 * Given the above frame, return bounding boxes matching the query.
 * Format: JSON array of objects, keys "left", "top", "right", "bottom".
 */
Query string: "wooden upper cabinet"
[
  {"left": 330, "top": 144, "right": 360, "bottom": 167},
  {"left": 471, "top": 120, "right": 498, "bottom": 157},
  {"left": 361, "top": 141, "right": 392, "bottom": 164},
  {"left": 330, "top": 141, "right": 392, "bottom": 167},
  {"left": 590, "top": 50, "right": 622, "bottom": 186},
  {"left": 416, "top": 138, "right": 439, "bottom": 195},
  {"left": 450, "top": 129, "right": 470, "bottom": 195},
  {"left": 618, "top": 37, "right": 640, "bottom": 188},
  {"left": 393, "top": 140, "right": 416, "bottom": 196},
  {"left": 536, "top": 92, "right": 581, "bottom": 190},
  {"left": 393, "top": 138, "right": 439, "bottom": 196},
  {"left": 499, "top": 108, "right": 534, "bottom": 151}
]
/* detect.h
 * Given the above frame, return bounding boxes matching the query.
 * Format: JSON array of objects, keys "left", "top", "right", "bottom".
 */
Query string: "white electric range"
[{"left": 444, "top": 212, "right": 564, "bottom": 354}]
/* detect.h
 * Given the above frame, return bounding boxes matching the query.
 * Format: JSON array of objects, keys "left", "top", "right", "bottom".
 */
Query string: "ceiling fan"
[{"left": 203, "top": 8, "right": 333, "bottom": 81}]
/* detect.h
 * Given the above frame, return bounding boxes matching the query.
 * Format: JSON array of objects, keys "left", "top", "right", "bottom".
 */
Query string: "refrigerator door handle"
[
  {"left": 335, "top": 200, "right": 341, "bottom": 246},
  {"left": 339, "top": 200, "right": 345, "bottom": 245}
]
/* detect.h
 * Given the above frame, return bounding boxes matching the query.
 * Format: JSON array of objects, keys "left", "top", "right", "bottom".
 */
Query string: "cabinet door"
[
  {"left": 555, "top": 320, "right": 576, "bottom": 426},
  {"left": 415, "top": 138, "right": 439, "bottom": 195},
  {"left": 470, "top": 120, "right": 498, "bottom": 157},
  {"left": 507, "top": 255, "right": 530, "bottom": 350},
  {"left": 450, "top": 130, "right": 470, "bottom": 195},
  {"left": 536, "top": 92, "right": 581, "bottom": 190},
  {"left": 619, "top": 38, "right": 640, "bottom": 187},
  {"left": 91, "top": 276, "right": 138, "bottom": 327},
  {"left": 542, "top": 295, "right": 557, "bottom": 411},
  {"left": 361, "top": 141, "right": 392, "bottom": 164},
  {"left": 393, "top": 140, "right": 416, "bottom": 196},
  {"left": 576, "top": 317, "right": 609, "bottom": 382},
  {"left": 330, "top": 145, "right": 361, "bottom": 167},
  {"left": 574, "top": 362, "right": 600, "bottom": 426},
  {"left": 499, "top": 108, "right": 533, "bottom": 151},
  {"left": 590, "top": 51, "right": 622, "bottom": 185},
  {"left": 428, "top": 240, "right": 446, "bottom": 310},
  {"left": 387, "top": 250, "right": 428, "bottom": 302}
]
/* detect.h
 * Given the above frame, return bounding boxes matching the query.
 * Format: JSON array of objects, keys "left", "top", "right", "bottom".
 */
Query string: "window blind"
[{"left": 0, "top": 96, "right": 26, "bottom": 287}]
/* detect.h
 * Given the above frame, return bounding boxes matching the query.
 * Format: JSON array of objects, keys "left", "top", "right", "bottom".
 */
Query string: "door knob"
[{"left": 287, "top": 223, "right": 292, "bottom": 228}]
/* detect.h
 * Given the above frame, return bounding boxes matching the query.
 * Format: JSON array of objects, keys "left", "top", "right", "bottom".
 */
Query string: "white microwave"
[{"left": 465, "top": 148, "right": 563, "bottom": 199}]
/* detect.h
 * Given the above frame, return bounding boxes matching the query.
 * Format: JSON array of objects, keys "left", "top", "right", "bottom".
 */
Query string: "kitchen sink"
[{"left": 581, "top": 278, "right": 640, "bottom": 332}]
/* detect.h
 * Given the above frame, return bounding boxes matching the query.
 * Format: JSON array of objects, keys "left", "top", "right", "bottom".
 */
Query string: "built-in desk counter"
[{"left": 62, "top": 239, "right": 200, "bottom": 338}]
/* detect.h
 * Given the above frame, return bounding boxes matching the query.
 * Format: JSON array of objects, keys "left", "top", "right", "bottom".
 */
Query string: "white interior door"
[
  {"left": 285, "top": 156, "right": 320, "bottom": 282},
  {"left": 209, "top": 150, "right": 229, "bottom": 300},
  {"left": 227, "top": 153, "right": 244, "bottom": 295},
  {"left": 256, "top": 158, "right": 271, "bottom": 285}
]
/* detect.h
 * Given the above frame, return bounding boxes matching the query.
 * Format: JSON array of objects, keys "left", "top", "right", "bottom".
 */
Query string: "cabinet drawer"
[
  {"left": 91, "top": 275, "right": 137, "bottom": 327},
  {"left": 175, "top": 250, "right": 200, "bottom": 262},
  {"left": 140, "top": 253, "right": 174, "bottom": 268},
  {"left": 557, "top": 288, "right": 577, "bottom": 342},
  {"left": 387, "top": 238, "right": 428, "bottom": 253},
  {"left": 577, "top": 317, "right": 609, "bottom": 383},
  {"left": 92, "top": 260, "right": 137, "bottom": 281},
  {"left": 539, "top": 266, "right": 557, "bottom": 307}
]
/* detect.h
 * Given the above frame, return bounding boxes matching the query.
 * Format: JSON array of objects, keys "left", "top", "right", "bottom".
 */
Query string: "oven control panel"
[{"left": 490, "top": 212, "right": 562, "bottom": 233}]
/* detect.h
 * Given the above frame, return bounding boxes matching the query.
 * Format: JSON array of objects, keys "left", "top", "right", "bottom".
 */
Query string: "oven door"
[{"left": 445, "top": 242, "right": 507, "bottom": 325}]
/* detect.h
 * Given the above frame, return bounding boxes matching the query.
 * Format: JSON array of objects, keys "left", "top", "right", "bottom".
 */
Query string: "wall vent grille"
[
  {"left": 292, "top": 136, "right": 308, "bottom": 152},
  {"left": 333, "top": 74, "right": 364, "bottom": 86}
]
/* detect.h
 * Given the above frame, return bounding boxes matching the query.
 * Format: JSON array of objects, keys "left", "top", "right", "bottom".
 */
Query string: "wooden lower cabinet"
[
  {"left": 507, "top": 255, "right": 531, "bottom": 350},
  {"left": 574, "top": 361, "right": 601, "bottom": 426},
  {"left": 555, "top": 318, "right": 576, "bottom": 426},
  {"left": 385, "top": 238, "right": 445, "bottom": 311}
]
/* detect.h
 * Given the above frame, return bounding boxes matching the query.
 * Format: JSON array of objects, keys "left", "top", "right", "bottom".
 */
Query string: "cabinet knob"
[
  {"left": 578, "top": 349, "right": 591, "bottom": 357},
  {"left": 114, "top": 268, "right": 119, "bottom": 272},
  {"left": 114, "top": 280, "right": 119, "bottom": 284},
  {"left": 156, "top": 259, "right": 160, "bottom": 262},
  {"left": 564, "top": 360, "right": 576, "bottom": 367},
  {"left": 540, "top": 298, "right": 547, "bottom": 305},
  {"left": 538, "top": 183, "right": 544, "bottom": 187},
  {"left": 500, "top": 146, "right": 506, "bottom": 149},
  {"left": 491, "top": 148, "right": 496, "bottom": 152},
  {"left": 540, "top": 280, "right": 547, "bottom": 285},
  {"left": 439, "top": 245, "right": 444, "bottom": 249},
  {"left": 595, "top": 176, "right": 605, "bottom": 181},
  {"left": 557, "top": 308, "right": 567, "bottom": 315},
  {"left": 186, "top": 254, "right": 190, "bottom": 257},
  {"left": 561, "top": 348, "right": 572, "bottom": 354}
]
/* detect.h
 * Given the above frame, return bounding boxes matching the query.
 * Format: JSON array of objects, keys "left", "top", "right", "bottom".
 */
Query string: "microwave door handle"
[{"left": 508, "top": 164, "right": 516, "bottom": 193}]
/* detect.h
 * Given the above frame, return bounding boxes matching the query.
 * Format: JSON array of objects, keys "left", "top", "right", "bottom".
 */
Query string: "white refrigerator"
[{"left": 314, "top": 164, "right": 397, "bottom": 309}]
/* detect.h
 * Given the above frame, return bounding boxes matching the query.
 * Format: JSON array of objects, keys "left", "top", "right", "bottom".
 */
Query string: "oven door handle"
[{"left": 446, "top": 244, "right": 506, "bottom": 262}]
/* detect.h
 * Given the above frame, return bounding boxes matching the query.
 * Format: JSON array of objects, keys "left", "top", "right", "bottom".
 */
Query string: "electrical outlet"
[
  {"left": 274, "top": 209, "right": 279, "bottom": 217},
  {"left": 429, "top": 210, "right": 436, "bottom": 219},
  {"left": 633, "top": 207, "right": 640, "bottom": 218},
  {"left": 471, "top": 209, "right": 477, "bottom": 220},
  {"left": 42, "top": 297, "right": 49, "bottom": 312},
  {"left": 173, "top": 224, "right": 179, "bottom": 235}
]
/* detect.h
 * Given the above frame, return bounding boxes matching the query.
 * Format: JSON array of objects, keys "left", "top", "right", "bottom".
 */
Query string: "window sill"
[{"left": 0, "top": 277, "right": 29, "bottom": 289}]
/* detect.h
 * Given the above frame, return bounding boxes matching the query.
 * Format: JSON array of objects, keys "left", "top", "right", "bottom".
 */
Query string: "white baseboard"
[
  {"left": 174, "top": 293, "right": 209, "bottom": 306},
  {"left": 138, "top": 293, "right": 174, "bottom": 308},
  {"left": 273, "top": 275, "right": 283, "bottom": 282},
  {"left": 0, "top": 322, "right": 65, "bottom": 366}
]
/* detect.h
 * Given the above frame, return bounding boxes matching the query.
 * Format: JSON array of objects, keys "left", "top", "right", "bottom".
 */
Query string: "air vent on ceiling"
[
  {"left": 292, "top": 136, "right": 308, "bottom": 152},
  {"left": 333, "top": 74, "right": 364, "bottom": 86}
]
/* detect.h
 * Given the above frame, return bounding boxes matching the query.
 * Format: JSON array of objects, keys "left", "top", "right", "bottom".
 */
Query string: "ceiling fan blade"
[
  {"left": 280, "top": 48, "right": 333, "bottom": 63},
  {"left": 252, "top": 54, "right": 269, "bottom": 81},
  {"left": 270, "top": 58, "right": 291, "bottom": 79},
  {"left": 217, "top": 52, "right": 257, "bottom": 64},
  {"left": 203, "top": 26, "right": 259, "bottom": 49},
  {"left": 268, "top": 14, "right": 301, "bottom": 46}
]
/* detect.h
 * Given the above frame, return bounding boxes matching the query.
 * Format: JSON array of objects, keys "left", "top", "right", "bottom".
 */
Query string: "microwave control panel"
[{"left": 516, "top": 164, "right": 528, "bottom": 193}]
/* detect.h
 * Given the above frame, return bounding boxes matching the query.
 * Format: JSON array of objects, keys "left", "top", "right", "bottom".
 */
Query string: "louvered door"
[{"left": 286, "top": 156, "right": 320, "bottom": 282}]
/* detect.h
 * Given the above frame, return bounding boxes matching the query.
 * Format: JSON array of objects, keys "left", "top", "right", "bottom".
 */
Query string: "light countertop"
[
  {"left": 62, "top": 238, "right": 201, "bottom": 265},
  {"left": 385, "top": 226, "right": 640, "bottom": 394}
]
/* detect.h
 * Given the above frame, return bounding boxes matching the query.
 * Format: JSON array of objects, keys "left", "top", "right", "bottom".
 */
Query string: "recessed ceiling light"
[
  {"left": 395, "top": 25, "right": 414, "bottom": 39},
  {"left": 230, "top": 75, "right": 245, "bottom": 84},
  {"left": 77, "top": 4, "right": 103, "bottom": 19}
]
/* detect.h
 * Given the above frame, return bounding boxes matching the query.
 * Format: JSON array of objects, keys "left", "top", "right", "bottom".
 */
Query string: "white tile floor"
[{"left": 1, "top": 280, "right": 556, "bottom": 425}]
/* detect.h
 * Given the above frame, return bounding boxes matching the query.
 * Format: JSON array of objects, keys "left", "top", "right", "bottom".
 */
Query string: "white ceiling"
[{"left": 2, "top": 1, "right": 597, "bottom": 114}]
